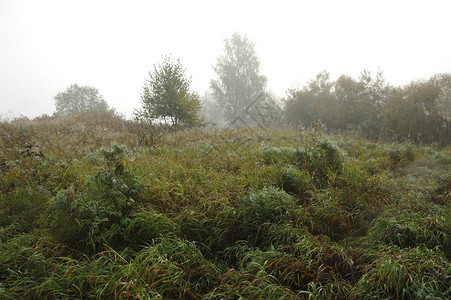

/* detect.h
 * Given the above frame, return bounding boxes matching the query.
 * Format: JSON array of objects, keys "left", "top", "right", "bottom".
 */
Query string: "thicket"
[
  {"left": 0, "top": 114, "right": 449, "bottom": 299},
  {"left": 284, "top": 72, "right": 450, "bottom": 145}
]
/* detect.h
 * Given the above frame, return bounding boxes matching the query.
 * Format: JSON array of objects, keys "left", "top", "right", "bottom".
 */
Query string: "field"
[{"left": 0, "top": 114, "right": 450, "bottom": 299}]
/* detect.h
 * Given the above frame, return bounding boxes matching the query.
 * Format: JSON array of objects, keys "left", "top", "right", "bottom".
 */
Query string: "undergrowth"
[{"left": 0, "top": 115, "right": 449, "bottom": 299}]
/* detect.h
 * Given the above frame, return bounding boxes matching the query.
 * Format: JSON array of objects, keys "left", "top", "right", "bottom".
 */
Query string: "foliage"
[
  {"left": 383, "top": 78, "right": 450, "bottom": 144},
  {"left": 0, "top": 117, "right": 449, "bottom": 299},
  {"left": 48, "top": 144, "right": 143, "bottom": 253},
  {"left": 284, "top": 71, "right": 336, "bottom": 129},
  {"left": 199, "top": 91, "right": 225, "bottom": 128},
  {"left": 352, "top": 246, "right": 450, "bottom": 299},
  {"left": 284, "top": 71, "right": 450, "bottom": 145},
  {"left": 54, "top": 84, "right": 110, "bottom": 115},
  {"left": 238, "top": 187, "right": 299, "bottom": 225},
  {"left": 211, "top": 32, "right": 268, "bottom": 124},
  {"left": 136, "top": 55, "right": 204, "bottom": 129},
  {"left": 263, "top": 138, "right": 344, "bottom": 186}
]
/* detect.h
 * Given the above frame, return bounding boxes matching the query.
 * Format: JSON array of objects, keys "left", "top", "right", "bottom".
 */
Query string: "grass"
[{"left": 0, "top": 114, "right": 449, "bottom": 299}]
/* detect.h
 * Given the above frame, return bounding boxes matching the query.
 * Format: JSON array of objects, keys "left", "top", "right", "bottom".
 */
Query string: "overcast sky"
[{"left": 1, "top": 0, "right": 450, "bottom": 119}]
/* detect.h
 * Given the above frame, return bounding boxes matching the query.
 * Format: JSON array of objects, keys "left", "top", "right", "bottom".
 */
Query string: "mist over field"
[
  {"left": 0, "top": 1, "right": 450, "bottom": 299},
  {"left": 1, "top": 0, "right": 450, "bottom": 119}
]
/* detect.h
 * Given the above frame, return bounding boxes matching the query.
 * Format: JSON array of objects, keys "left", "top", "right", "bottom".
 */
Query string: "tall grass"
[{"left": 0, "top": 114, "right": 449, "bottom": 299}]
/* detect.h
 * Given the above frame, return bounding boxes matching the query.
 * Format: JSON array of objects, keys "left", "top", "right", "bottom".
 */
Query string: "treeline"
[
  {"left": 200, "top": 33, "right": 450, "bottom": 145},
  {"left": 7, "top": 32, "right": 448, "bottom": 146},
  {"left": 284, "top": 71, "right": 451, "bottom": 145}
]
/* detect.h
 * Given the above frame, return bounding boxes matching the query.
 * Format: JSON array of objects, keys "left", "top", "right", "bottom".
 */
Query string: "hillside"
[{"left": 0, "top": 114, "right": 450, "bottom": 299}]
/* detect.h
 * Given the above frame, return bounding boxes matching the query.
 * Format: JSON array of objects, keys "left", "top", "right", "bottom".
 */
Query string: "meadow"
[{"left": 0, "top": 113, "right": 449, "bottom": 299}]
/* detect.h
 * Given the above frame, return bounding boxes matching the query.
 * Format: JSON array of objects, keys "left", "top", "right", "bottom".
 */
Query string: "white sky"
[{"left": 1, "top": 0, "right": 450, "bottom": 119}]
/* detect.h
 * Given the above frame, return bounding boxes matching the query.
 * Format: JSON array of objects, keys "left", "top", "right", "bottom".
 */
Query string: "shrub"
[
  {"left": 48, "top": 145, "right": 143, "bottom": 252},
  {"left": 132, "top": 235, "right": 220, "bottom": 297},
  {"left": 306, "top": 190, "right": 352, "bottom": 239}
]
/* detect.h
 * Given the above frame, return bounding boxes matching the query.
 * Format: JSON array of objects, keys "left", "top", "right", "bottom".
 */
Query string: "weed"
[{"left": 0, "top": 117, "right": 449, "bottom": 298}]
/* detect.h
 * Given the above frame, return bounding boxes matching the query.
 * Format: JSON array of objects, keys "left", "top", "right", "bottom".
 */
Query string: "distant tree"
[
  {"left": 54, "top": 84, "right": 109, "bottom": 115},
  {"left": 284, "top": 70, "right": 392, "bottom": 137},
  {"left": 211, "top": 32, "right": 267, "bottom": 124},
  {"left": 428, "top": 73, "right": 451, "bottom": 121},
  {"left": 357, "top": 70, "right": 391, "bottom": 137},
  {"left": 333, "top": 70, "right": 391, "bottom": 136},
  {"left": 250, "top": 92, "right": 284, "bottom": 128},
  {"left": 284, "top": 71, "right": 337, "bottom": 128},
  {"left": 284, "top": 70, "right": 449, "bottom": 144},
  {"left": 199, "top": 92, "right": 225, "bottom": 127},
  {"left": 135, "top": 56, "right": 203, "bottom": 129},
  {"left": 383, "top": 79, "right": 449, "bottom": 144}
]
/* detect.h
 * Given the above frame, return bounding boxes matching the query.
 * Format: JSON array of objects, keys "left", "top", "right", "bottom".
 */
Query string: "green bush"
[
  {"left": 48, "top": 145, "right": 143, "bottom": 252},
  {"left": 386, "top": 144, "right": 416, "bottom": 170},
  {"left": 132, "top": 235, "right": 220, "bottom": 297}
]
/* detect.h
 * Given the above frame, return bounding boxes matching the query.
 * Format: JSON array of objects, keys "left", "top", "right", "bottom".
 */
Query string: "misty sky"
[{"left": 1, "top": 0, "right": 451, "bottom": 119}]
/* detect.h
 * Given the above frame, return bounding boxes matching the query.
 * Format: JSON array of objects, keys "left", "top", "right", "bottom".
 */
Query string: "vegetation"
[
  {"left": 285, "top": 71, "right": 450, "bottom": 145},
  {"left": 136, "top": 56, "right": 204, "bottom": 129},
  {"left": 203, "top": 33, "right": 450, "bottom": 146},
  {"left": 54, "top": 84, "right": 110, "bottom": 115},
  {"left": 209, "top": 32, "right": 282, "bottom": 127},
  {"left": 0, "top": 114, "right": 449, "bottom": 299}
]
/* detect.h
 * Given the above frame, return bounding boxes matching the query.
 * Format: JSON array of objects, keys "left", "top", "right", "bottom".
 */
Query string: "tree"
[
  {"left": 211, "top": 32, "right": 267, "bottom": 124},
  {"left": 383, "top": 79, "right": 449, "bottom": 144},
  {"left": 284, "top": 70, "right": 392, "bottom": 137},
  {"left": 428, "top": 73, "right": 451, "bottom": 120},
  {"left": 284, "top": 71, "right": 337, "bottom": 128},
  {"left": 333, "top": 71, "right": 390, "bottom": 136},
  {"left": 199, "top": 92, "right": 225, "bottom": 128},
  {"left": 136, "top": 56, "right": 203, "bottom": 129},
  {"left": 54, "top": 84, "right": 109, "bottom": 115}
]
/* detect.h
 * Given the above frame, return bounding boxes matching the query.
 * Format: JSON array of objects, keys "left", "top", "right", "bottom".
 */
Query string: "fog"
[{"left": 1, "top": 0, "right": 451, "bottom": 119}]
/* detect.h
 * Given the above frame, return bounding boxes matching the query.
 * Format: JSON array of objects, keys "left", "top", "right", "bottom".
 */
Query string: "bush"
[{"left": 48, "top": 144, "right": 143, "bottom": 252}]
